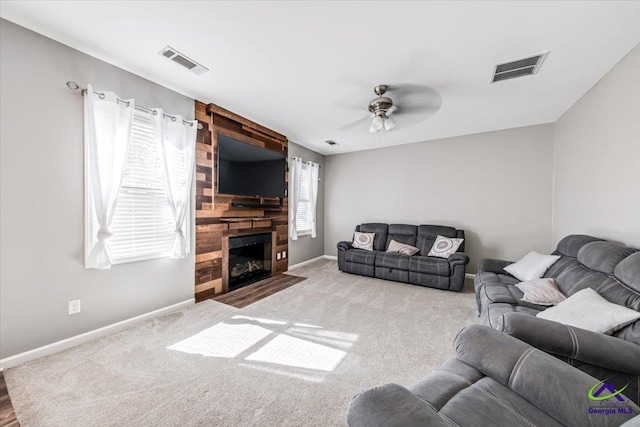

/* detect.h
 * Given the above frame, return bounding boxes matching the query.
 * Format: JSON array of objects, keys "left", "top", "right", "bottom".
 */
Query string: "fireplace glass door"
[{"left": 228, "top": 233, "right": 272, "bottom": 291}]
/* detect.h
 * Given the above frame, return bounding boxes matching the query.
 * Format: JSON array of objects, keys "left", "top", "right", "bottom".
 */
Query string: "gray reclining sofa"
[
  {"left": 347, "top": 324, "right": 639, "bottom": 426},
  {"left": 337, "top": 223, "right": 469, "bottom": 291},
  {"left": 475, "top": 235, "right": 640, "bottom": 405}
]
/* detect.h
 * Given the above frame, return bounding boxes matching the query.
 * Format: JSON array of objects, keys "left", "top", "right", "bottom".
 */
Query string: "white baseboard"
[
  {"left": 287, "top": 255, "right": 337, "bottom": 271},
  {"left": 465, "top": 273, "right": 476, "bottom": 280},
  {"left": 287, "top": 255, "right": 327, "bottom": 270},
  {"left": 0, "top": 298, "right": 195, "bottom": 371}
]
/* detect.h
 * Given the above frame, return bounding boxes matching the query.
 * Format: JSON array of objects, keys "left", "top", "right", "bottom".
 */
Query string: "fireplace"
[{"left": 227, "top": 233, "right": 272, "bottom": 291}]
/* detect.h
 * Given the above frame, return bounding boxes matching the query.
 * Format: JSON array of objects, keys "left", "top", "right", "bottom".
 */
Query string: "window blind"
[
  {"left": 296, "top": 165, "right": 312, "bottom": 234},
  {"left": 92, "top": 110, "right": 176, "bottom": 262}
]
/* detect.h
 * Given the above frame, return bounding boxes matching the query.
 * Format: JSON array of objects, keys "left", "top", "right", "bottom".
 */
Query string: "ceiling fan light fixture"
[
  {"left": 384, "top": 117, "right": 396, "bottom": 131},
  {"left": 369, "top": 115, "right": 384, "bottom": 133}
]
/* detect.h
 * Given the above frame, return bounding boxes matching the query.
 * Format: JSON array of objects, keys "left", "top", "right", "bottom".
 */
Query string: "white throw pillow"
[
  {"left": 515, "top": 278, "right": 566, "bottom": 306},
  {"left": 504, "top": 251, "right": 560, "bottom": 282},
  {"left": 353, "top": 232, "right": 375, "bottom": 250},
  {"left": 428, "top": 235, "right": 464, "bottom": 259},
  {"left": 536, "top": 288, "right": 640, "bottom": 334}
]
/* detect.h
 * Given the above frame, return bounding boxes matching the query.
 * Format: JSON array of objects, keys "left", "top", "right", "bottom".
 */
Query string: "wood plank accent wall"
[{"left": 194, "top": 101, "right": 289, "bottom": 302}]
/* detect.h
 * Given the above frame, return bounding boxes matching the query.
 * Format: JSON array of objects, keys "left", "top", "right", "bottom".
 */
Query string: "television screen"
[{"left": 217, "top": 134, "right": 287, "bottom": 199}]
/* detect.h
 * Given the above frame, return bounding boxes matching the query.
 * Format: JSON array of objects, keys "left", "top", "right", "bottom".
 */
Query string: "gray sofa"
[
  {"left": 475, "top": 235, "right": 640, "bottom": 405},
  {"left": 347, "top": 324, "right": 640, "bottom": 426},
  {"left": 337, "top": 223, "right": 469, "bottom": 291}
]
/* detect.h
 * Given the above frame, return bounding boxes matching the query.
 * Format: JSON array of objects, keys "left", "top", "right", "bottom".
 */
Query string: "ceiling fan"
[
  {"left": 338, "top": 83, "right": 441, "bottom": 134},
  {"left": 334, "top": 83, "right": 442, "bottom": 134},
  {"left": 368, "top": 85, "right": 397, "bottom": 133}
]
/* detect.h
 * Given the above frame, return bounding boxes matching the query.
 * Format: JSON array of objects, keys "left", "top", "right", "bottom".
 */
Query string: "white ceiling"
[{"left": 2, "top": 1, "right": 640, "bottom": 155}]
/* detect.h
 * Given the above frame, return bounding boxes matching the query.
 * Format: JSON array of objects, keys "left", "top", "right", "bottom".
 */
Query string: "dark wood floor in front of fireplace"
[
  {"left": 0, "top": 372, "right": 19, "bottom": 427},
  {"left": 213, "top": 274, "right": 306, "bottom": 308}
]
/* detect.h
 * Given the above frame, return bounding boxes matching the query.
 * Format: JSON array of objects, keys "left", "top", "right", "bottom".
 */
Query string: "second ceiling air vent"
[
  {"left": 491, "top": 51, "right": 548, "bottom": 83},
  {"left": 158, "top": 46, "right": 209, "bottom": 75}
]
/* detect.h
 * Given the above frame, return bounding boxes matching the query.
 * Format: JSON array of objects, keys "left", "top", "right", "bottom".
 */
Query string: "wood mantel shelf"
[{"left": 194, "top": 101, "right": 289, "bottom": 302}]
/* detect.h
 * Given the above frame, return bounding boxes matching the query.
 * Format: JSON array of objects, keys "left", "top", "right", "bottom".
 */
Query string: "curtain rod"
[
  {"left": 291, "top": 156, "right": 322, "bottom": 168},
  {"left": 66, "top": 81, "right": 203, "bottom": 130}
]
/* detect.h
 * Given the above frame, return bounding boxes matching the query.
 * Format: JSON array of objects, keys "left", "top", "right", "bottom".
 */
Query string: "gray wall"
[
  {"left": 324, "top": 124, "right": 555, "bottom": 272},
  {"left": 553, "top": 44, "right": 640, "bottom": 247},
  {"left": 0, "top": 20, "right": 195, "bottom": 359},
  {"left": 288, "top": 142, "right": 325, "bottom": 266}
]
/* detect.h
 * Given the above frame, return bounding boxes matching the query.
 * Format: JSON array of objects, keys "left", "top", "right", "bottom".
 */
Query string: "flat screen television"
[{"left": 217, "top": 134, "right": 287, "bottom": 200}]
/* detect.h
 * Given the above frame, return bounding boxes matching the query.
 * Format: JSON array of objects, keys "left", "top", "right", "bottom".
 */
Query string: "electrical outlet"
[
  {"left": 276, "top": 252, "right": 282, "bottom": 260},
  {"left": 68, "top": 300, "right": 81, "bottom": 315},
  {"left": 283, "top": 251, "right": 287, "bottom": 259}
]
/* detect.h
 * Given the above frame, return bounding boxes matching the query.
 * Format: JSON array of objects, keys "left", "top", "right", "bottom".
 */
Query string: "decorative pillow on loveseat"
[
  {"left": 536, "top": 288, "right": 640, "bottom": 334},
  {"left": 515, "top": 278, "right": 566, "bottom": 306},
  {"left": 386, "top": 240, "right": 420, "bottom": 256},
  {"left": 504, "top": 251, "right": 560, "bottom": 282},
  {"left": 353, "top": 232, "right": 375, "bottom": 250},
  {"left": 428, "top": 235, "right": 464, "bottom": 258}
]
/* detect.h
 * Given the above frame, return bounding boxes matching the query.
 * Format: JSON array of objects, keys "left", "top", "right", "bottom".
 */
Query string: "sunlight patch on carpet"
[
  {"left": 245, "top": 334, "right": 347, "bottom": 372},
  {"left": 168, "top": 321, "right": 272, "bottom": 358}
]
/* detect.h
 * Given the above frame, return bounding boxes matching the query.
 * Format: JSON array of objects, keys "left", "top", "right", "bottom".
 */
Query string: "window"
[
  {"left": 295, "top": 164, "right": 312, "bottom": 236},
  {"left": 86, "top": 109, "right": 185, "bottom": 264}
]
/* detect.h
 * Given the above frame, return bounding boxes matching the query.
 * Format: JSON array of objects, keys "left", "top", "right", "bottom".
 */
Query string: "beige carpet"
[{"left": 5, "top": 260, "right": 477, "bottom": 426}]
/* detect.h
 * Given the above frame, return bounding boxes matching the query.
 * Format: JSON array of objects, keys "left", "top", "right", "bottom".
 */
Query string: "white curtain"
[
  {"left": 153, "top": 109, "right": 197, "bottom": 258},
  {"left": 307, "top": 161, "right": 320, "bottom": 238},
  {"left": 289, "top": 157, "right": 303, "bottom": 240},
  {"left": 85, "top": 84, "right": 135, "bottom": 269}
]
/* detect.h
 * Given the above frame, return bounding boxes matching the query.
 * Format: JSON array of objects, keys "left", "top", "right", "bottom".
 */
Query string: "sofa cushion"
[
  {"left": 345, "top": 249, "right": 379, "bottom": 266},
  {"left": 542, "top": 255, "right": 580, "bottom": 279},
  {"left": 385, "top": 224, "right": 417, "bottom": 249},
  {"left": 577, "top": 241, "right": 636, "bottom": 275},
  {"left": 375, "top": 252, "right": 410, "bottom": 270},
  {"left": 614, "top": 321, "right": 640, "bottom": 346},
  {"left": 556, "top": 234, "right": 604, "bottom": 258},
  {"left": 480, "top": 283, "right": 548, "bottom": 311},
  {"left": 481, "top": 303, "right": 543, "bottom": 329},
  {"left": 409, "top": 256, "right": 450, "bottom": 276},
  {"left": 357, "top": 223, "right": 388, "bottom": 251},
  {"left": 416, "top": 225, "right": 459, "bottom": 255},
  {"left": 615, "top": 252, "right": 640, "bottom": 292}
]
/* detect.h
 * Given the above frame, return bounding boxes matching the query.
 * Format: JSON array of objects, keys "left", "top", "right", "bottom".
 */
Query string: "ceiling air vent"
[
  {"left": 325, "top": 140, "right": 338, "bottom": 146},
  {"left": 158, "top": 46, "right": 209, "bottom": 75},
  {"left": 491, "top": 51, "right": 548, "bottom": 83}
]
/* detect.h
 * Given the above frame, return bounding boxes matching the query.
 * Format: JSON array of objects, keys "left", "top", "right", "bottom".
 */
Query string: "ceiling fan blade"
[
  {"left": 394, "top": 105, "right": 428, "bottom": 115},
  {"left": 338, "top": 115, "right": 370, "bottom": 131}
]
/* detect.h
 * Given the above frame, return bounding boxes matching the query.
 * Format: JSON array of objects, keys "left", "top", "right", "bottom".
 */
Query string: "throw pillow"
[
  {"left": 428, "top": 235, "right": 464, "bottom": 258},
  {"left": 536, "top": 288, "right": 640, "bottom": 334},
  {"left": 353, "top": 232, "right": 375, "bottom": 250},
  {"left": 504, "top": 252, "right": 560, "bottom": 282},
  {"left": 387, "top": 240, "right": 420, "bottom": 256},
  {"left": 515, "top": 278, "right": 566, "bottom": 306}
]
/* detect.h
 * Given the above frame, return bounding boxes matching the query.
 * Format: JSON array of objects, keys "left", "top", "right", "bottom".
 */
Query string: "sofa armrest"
[
  {"left": 337, "top": 241, "right": 353, "bottom": 252},
  {"left": 499, "top": 312, "right": 640, "bottom": 375},
  {"left": 476, "top": 258, "right": 513, "bottom": 275},
  {"left": 454, "top": 325, "right": 639, "bottom": 426},
  {"left": 448, "top": 253, "right": 469, "bottom": 267},
  {"left": 347, "top": 383, "right": 449, "bottom": 427}
]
